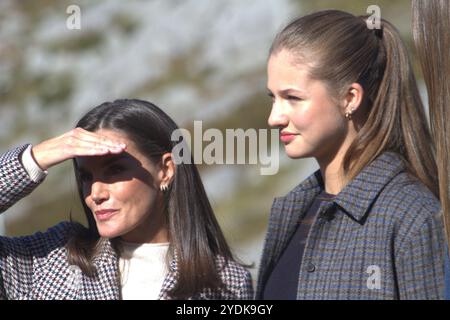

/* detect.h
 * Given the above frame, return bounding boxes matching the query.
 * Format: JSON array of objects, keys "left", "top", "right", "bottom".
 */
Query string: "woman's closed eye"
[
  {"left": 78, "top": 164, "right": 126, "bottom": 184},
  {"left": 286, "top": 95, "right": 303, "bottom": 102},
  {"left": 267, "top": 91, "right": 303, "bottom": 102}
]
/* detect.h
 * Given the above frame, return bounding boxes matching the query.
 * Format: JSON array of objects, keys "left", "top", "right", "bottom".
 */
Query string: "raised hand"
[{"left": 31, "top": 128, "right": 126, "bottom": 170}]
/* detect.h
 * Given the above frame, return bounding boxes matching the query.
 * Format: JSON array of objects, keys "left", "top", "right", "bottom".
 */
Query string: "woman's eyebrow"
[
  {"left": 77, "top": 154, "right": 128, "bottom": 172},
  {"left": 279, "top": 88, "right": 306, "bottom": 96},
  {"left": 267, "top": 88, "right": 306, "bottom": 96},
  {"left": 101, "top": 154, "right": 128, "bottom": 166}
]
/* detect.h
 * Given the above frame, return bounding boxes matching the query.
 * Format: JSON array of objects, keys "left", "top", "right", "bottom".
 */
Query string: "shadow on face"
[{"left": 75, "top": 151, "right": 158, "bottom": 190}]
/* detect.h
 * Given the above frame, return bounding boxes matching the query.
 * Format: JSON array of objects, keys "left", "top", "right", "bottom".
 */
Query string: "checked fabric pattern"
[
  {"left": 257, "top": 151, "right": 446, "bottom": 300},
  {"left": 0, "top": 144, "right": 41, "bottom": 214}
]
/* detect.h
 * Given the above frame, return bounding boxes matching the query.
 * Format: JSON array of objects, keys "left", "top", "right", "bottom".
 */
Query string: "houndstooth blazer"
[
  {"left": 0, "top": 145, "right": 253, "bottom": 300},
  {"left": 256, "top": 151, "right": 445, "bottom": 300}
]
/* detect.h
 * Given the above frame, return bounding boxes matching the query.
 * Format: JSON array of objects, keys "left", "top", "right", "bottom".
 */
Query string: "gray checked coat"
[
  {"left": 0, "top": 145, "right": 253, "bottom": 300},
  {"left": 256, "top": 151, "right": 445, "bottom": 300}
]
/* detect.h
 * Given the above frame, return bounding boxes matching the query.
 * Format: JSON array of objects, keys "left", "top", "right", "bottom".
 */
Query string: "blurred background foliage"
[{"left": 0, "top": 0, "right": 421, "bottom": 281}]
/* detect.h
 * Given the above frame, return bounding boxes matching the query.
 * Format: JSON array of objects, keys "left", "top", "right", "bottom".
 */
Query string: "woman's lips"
[
  {"left": 94, "top": 209, "right": 118, "bottom": 221},
  {"left": 280, "top": 132, "right": 298, "bottom": 143}
]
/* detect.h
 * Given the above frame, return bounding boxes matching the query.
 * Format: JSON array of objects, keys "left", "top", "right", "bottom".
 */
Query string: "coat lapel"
[
  {"left": 256, "top": 171, "right": 322, "bottom": 298},
  {"left": 30, "top": 246, "right": 78, "bottom": 300},
  {"left": 157, "top": 258, "right": 177, "bottom": 300},
  {"left": 30, "top": 238, "right": 120, "bottom": 300}
]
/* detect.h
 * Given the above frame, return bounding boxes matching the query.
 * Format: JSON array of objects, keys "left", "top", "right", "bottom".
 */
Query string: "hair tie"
[{"left": 374, "top": 26, "right": 383, "bottom": 39}]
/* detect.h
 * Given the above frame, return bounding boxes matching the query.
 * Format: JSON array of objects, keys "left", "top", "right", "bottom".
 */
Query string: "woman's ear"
[
  {"left": 158, "top": 152, "right": 175, "bottom": 188},
  {"left": 342, "top": 82, "right": 364, "bottom": 115}
]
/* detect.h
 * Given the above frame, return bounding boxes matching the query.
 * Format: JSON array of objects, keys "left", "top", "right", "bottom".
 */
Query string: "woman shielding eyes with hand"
[{"left": 0, "top": 99, "right": 253, "bottom": 300}]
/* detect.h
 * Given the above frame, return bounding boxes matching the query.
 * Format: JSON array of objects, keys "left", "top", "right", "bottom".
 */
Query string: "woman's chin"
[
  {"left": 284, "top": 143, "right": 315, "bottom": 159},
  {"left": 96, "top": 226, "right": 123, "bottom": 239},
  {"left": 285, "top": 148, "right": 310, "bottom": 159}
]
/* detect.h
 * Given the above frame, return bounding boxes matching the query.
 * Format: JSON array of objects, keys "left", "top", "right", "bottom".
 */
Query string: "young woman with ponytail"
[
  {"left": 257, "top": 10, "right": 444, "bottom": 299},
  {"left": 412, "top": 0, "right": 450, "bottom": 300}
]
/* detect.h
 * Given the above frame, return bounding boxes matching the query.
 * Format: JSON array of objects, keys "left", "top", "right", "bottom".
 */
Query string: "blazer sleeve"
[
  {"left": 0, "top": 222, "right": 71, "bottom": 299},
  {"left": 0, "top": 144, "right": 45, "bottom": 214},
  {"left": 395, "top": 210, "right": 445, "bottom": 300}
]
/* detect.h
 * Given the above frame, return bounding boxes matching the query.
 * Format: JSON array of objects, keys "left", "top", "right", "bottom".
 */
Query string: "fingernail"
[{"left": 111, "top": 145, "right": 123, "bottom": 151}]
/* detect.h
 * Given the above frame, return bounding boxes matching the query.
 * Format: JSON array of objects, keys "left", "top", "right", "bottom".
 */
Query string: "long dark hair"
[
  {"left": 67, "top": 99, "right": 234, "bottom": 298},
  {"left": 269, "top": 10, "right": 438, "bottom": 197},
  {"left": 412, "top": 0, "right": 450, "bottom": 247}
]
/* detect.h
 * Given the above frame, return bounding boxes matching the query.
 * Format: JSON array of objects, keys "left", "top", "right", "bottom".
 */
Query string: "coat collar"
[
  {"left": 331, "top": 151, "right": 406, "bottom": 223},
  {"left": 283, "top": 151, "right": 406, "bottom": 224}
]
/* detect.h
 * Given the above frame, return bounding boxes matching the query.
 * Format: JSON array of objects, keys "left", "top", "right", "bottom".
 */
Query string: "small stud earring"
[
  {"left": 160, "top": 184, "right": 168, "bottom": 192},
  {"left": 345, "top": 107, "right": 355, "bottom": 120}
]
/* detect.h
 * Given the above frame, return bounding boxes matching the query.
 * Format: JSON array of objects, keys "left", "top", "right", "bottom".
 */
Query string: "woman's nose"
[
  {"left": 90, "top": 181, "right": 109, "bottom": 204},
  {"left": 268, "top": 101, "right": 289, "bottom": 128}
]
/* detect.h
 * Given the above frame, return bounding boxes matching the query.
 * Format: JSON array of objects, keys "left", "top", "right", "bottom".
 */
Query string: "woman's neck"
[
  {"left": 316, "top": 122, "right": 360, "bottom": 195},
  {"left": 316, "top": 142, "right": 352, "bottom": 195},
  {"left": 318, "top": 162, "right": 345, "bottom": 195}
]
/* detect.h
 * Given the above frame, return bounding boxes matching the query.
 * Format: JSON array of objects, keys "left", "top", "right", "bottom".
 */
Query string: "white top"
[{"left": 118, "top": 240, "right": 170, "bottom": 300}]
